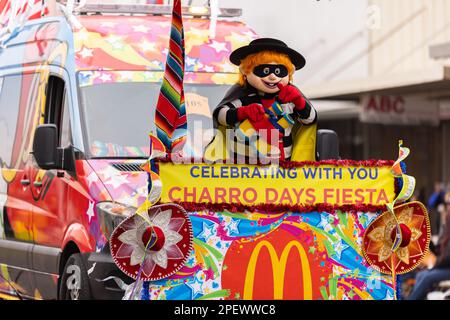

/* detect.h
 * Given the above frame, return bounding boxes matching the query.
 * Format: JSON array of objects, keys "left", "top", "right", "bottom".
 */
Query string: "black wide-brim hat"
[{"left": 230, "top": 38, "right": 306, "bottom": 70}]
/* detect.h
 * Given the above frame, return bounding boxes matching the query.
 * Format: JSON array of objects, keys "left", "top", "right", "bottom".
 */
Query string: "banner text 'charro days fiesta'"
[{"left": 159, "top": 164, "right": 396, "bottom": 206}]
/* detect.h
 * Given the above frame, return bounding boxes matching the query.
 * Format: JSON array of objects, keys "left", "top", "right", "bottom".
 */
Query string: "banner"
[{"left": 159, "top": 163, "right": 396, "bottom": 206}]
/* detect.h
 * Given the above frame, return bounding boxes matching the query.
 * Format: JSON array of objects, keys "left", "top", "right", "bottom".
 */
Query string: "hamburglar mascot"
[{"left": 205, "top": 38, "right": 318, "bottom": 163}]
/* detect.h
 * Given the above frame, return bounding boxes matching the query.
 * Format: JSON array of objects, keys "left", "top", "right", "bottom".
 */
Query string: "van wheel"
[{"left": 59, "top": 253, "right": 92, "bottom": 300}]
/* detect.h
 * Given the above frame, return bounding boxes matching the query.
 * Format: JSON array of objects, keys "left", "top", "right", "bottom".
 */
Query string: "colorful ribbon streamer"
[
  {"left": 154, "top": 0, "right": 187, "bottom": 155},
  {"left": 387, "top": 140, "right": 416, "bottom": 299},
  {"left": 127, "top": 134, "right": 166, "bottom": 299},
  {"left": 130, "top": 0, "right": 187, "bottom": 298},
  {"left": 388, "top": 141, "right": 416, "bottom": 252}
]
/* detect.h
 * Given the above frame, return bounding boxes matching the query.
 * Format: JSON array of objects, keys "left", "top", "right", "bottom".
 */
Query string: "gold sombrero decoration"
[{"left": 362, "top": 201, "right": 431, "bottom": 275}]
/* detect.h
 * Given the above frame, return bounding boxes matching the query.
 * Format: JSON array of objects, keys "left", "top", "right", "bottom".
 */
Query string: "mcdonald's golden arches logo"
[{"left": 222, "top": 228, "right": 329, "bottom": 300}]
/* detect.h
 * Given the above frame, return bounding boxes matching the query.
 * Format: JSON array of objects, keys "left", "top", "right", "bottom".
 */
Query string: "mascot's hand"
[
  {"left": 277, "top": 83, "right": 306, "bottom": 110},
  {"left": 237, "top": 103, "right": 266, "bottom": 122}
]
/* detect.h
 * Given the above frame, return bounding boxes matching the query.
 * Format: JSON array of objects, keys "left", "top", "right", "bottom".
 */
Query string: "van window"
[
  {"left": 0, "top": 75, "right": 28, "bottom": 167},
  {"left": 60, "top": 91, "right": 71, "bottom": 148},
  {"left": 79, "top": 81, "right": 229, "bottom": 158},
  {"left": 44, "top": 76, "right": 70, "bottom": 146},
  {"left": 0, "top": 73, "right": 40, "bottom": 170}
]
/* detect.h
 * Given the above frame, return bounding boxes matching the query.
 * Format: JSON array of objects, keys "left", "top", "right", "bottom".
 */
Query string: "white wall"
[
  {"left": 369, "top": 0, "right": 450, "bottom": 76},
  {"left": 222, "top": 0, "right": 370, "bottom": 88}
]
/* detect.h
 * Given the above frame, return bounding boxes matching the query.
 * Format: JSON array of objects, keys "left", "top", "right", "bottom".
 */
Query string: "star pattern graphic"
[
  {"left": 119, "top": 71, "right": 134, "bottom": 80},
  {"left": 186, "top": 257, "right": 195, "bottom": 266},
  {"left": 186, "top": 277, "right": 203, "bottom": 299},
  {"left": 332, "top": 216, "right": 340, "bottom": 226},
  {"left": 226, "top": 31, "right": 253, "bottom": 46},
  {"left": 78, "top": 72, "right": 93, "bottom": 85},
  {"left": 75, "top": 29, "right": 89, "bottom": 41},
  {"left": 98, "top": 166, "right": 119, "bottom": 180},
  {"left": 333, "top": 240, "right": 349, "bottom": 260},
  {"left": 202, "top": 65, "right": 215, "bottom": 73},
  {"left": 185, "top": 56, "right": 198, "bottom": 68},
  {"left": 194, "top": 62, "right": 204, "bottom": 71},
  {"left": 384, "top": 289, "right": 395, "bottom": 300},
  {"left": 86, "top": 171, "right": 98, "bottom": 187},
  {"left": 204, "top": 268, "right": 215, "bottom": 281},
  {"left": 101, "top": 22, "right": 117, "bottom": 28},
  {"left": 132, "top": 25, "right": 151, "bottom": 33},
  {"left": 221, "top": 63, "right": 238, "bottom": 73},
  {"left": 197, "top": 222, "right": 216, "bottom": 242},
  {"left": 208, "top": 40, "right": 228, "bottom": 53},
  {"left": 98, "top": 73, "right": 112, "bottom": 83},
  {"left": 78, "top": 47, "right": 93, "bottom": 59},
  {"left": 140, "top": 40, "right": 157, "bottom": 52},
  {"left": 317, "top": 214, "right": 335, "bottom": 233},
  {"left": 103, "top": 172, "right": 129, "bottom": 189},
  {"left": 86, "top": 201, "right": 95, "bottom": 223},
  {"left": 106, "top": 35, "right": 125, "bottom": 50},
  {"left": 226, "top": 218, "right": 240, "bottom": 235}
]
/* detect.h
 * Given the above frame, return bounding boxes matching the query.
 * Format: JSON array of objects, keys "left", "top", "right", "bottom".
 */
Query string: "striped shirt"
[{"left": 213, "top": 84, "right": 317, "bottom": 161}]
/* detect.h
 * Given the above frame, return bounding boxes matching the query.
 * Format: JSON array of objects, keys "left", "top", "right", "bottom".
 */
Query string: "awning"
[
  {"left": 312, "top": 100, "right": 360, "bottom": 121},
  {"left": 303, "top": 65, "right": 450, "bottom": 100}
]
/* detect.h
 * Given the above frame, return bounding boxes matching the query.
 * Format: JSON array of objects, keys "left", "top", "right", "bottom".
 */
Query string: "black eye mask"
[{"left": 252, "top": 64, "right": 289, "bottom": 78}]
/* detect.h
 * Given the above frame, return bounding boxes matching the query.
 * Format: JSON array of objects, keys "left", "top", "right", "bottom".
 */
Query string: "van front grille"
[{"left": 111, "top": 163, "right": 145, "bottom": 172}]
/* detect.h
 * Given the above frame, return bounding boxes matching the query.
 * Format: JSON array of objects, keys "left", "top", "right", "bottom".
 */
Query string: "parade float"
[
  {"left": 0, "top": 0, "right": 430, "bottom": 300},
  {"left": 106, "top": 0, "right": 430, "bottom": 301},
  {"left": 110, "top": 138, "right": 430, "bottom": 300}
]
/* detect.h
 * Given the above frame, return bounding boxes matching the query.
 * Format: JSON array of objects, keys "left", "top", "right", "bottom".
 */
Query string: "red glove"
[
  {"left": 237, "top": 103, "right": 266, "bottom": 122},
  {"left": 277, "top": 83, "right": 306, "bottom": 110}
]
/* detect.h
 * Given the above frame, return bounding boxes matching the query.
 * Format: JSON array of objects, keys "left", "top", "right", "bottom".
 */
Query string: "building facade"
[{"left": 304, "top": 1, "right": 450, "bottom": 226}]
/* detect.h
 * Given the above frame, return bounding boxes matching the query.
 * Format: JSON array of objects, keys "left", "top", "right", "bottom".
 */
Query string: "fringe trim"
[
  {"left": 170, "top": 201, "right": 386, "bottom": 214},
  {"left": 156, "top": 157, "right": 395, "bottom": 168}
]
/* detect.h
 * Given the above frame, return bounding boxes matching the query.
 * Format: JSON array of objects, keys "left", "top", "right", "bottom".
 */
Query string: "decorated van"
[{"left": 0, "top": 0, "right": 430, "bottom": 301}]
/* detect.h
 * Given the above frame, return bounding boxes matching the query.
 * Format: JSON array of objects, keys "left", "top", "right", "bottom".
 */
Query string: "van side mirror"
[
  {"left": 316, "top": 129, "right": 340, "bottom": 161},
  {"left": 33, "top": 124, "right": 60, "bottom": 170}
]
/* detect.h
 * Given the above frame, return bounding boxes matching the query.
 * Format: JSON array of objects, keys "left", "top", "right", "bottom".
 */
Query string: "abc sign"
[{"left": 365, "top": 96, "right": 405, "bottom": 114}]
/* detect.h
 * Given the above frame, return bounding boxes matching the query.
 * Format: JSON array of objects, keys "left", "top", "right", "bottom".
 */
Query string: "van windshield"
[{"left": 79, "top": 81, "right": 231, "bottom": 158}]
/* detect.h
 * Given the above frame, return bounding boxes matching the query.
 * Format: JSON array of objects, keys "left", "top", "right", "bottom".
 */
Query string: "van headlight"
[{"left": 97, "top": 202, "right": 136, "bottom": 240}]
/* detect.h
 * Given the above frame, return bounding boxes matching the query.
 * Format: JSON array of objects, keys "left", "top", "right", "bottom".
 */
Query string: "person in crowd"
[
  {"left": 427, "top": 182, "right": 446, "bottom": 235},
  {"left": 407, "top": 196, "right": 450, "bottom": 300}
]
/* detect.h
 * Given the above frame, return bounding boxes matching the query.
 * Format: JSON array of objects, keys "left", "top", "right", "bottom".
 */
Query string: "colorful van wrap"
[{"left": 74, "top": 16, "right": 257, "bottom": 85}]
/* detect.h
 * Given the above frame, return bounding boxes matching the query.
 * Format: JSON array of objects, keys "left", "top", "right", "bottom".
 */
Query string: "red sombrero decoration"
[
  {"left": 362, "top": 201, "right": 431, "bottom": 274},
  {"left": 110, "top": 203, "right": 193, "bottom": 281}
]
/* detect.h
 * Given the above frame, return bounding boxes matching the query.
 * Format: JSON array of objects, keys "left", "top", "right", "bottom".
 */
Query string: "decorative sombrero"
[
  {"left": 110, "top": 203, "right": 193, "bottom": 281},
  {"left": 362, "top": 201, "right": 431, "bottom": 274}
]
